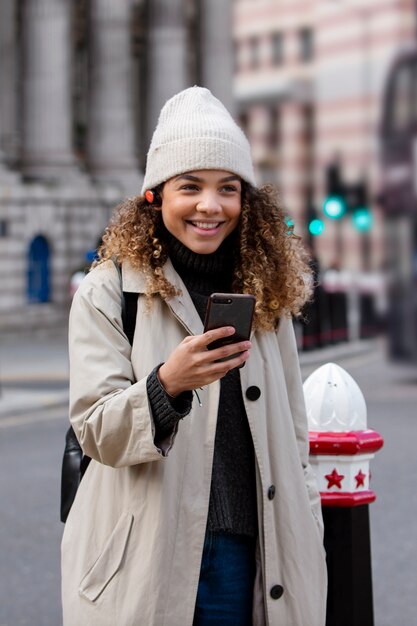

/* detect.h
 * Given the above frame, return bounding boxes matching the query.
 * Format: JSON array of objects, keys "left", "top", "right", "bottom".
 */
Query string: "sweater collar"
[
  {"left": 165, "top": 230, "right": 236, "bottom": 295},
  {"left": 121, "top": 232, "right": 238, "bottom": 337}
]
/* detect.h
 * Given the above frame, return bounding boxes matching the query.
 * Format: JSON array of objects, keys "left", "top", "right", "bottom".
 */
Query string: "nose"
[{"left": 196, "top": 191, "right": 222, "bottom": 213}]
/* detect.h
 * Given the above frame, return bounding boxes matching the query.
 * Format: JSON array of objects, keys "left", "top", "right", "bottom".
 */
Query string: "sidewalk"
[
  {"left": 299, "top": 337, "right": 379, "bottom": 368},
  {"left": 0, "top": 328, "right": 380, "bottom": 421},
  {"left": 0, "top": 329, "right": 69, "bottom": 420}
]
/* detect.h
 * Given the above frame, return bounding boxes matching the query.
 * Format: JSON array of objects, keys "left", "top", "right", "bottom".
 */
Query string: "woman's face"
[{"left": 159, "top": 169, "right": 242, "bottom": 255}]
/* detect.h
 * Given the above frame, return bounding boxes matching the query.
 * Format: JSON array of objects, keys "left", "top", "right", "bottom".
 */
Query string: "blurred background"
[
  {"left": 0, "top": 1, "right": 417, "bottom": 625},
  {"left": 1, "top": 0, "right": 417, "bottom": 360}
]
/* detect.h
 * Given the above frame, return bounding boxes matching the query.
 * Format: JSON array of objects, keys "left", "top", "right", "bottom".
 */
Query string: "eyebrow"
[{"left": 174, "top": 174, "right": 241, "bottom": 183}]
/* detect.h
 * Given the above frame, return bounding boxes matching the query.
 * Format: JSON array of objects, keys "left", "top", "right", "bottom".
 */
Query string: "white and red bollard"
[{"left": 304, "top": 362, "right": 383, "bottom": 626}]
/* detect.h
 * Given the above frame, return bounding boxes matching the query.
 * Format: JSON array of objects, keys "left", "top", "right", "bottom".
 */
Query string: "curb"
[
  {"left": 299, "top": 338, "right": 381, "bottom": 368},
  {"left": 0, "top": 391, "right": 69, "bottom": 420}
]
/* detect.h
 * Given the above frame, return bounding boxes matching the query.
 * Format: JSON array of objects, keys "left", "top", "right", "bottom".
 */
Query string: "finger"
[
  {"left": 183, "top": 349, "right": 251, "bottom": 389},
  {"left": 191, "top": 340, "right": 251, "bottom": 370},
  {"left": 207, "top": 349, "right": 251, "bottom": 377},
  {"left": 207, "top": 340, "right": 252, "bottom": 362},
  {"left": 200, "top": 326, "right": 235, "bottom": 348}
]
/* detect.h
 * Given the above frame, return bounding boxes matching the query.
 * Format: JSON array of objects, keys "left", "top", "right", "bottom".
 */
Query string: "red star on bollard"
[
  {"left": 355, "top": 469, "right": 366, "bottom": 488},
  {"left": 325, "top": 468, "right": 345, "bottom": 489}
]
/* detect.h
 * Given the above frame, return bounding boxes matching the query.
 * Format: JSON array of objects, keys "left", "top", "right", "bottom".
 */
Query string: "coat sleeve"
[
  {"left": 276, "top": 316, "right": 325, "bottom": 540},
  {"left": 68, "top": 262, "right": 177, "bottom": 468}
]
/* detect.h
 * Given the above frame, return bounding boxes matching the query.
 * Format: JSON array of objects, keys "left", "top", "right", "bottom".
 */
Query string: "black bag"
[{"left": 60, "top": 262, "right": 138, "bottom": 522}]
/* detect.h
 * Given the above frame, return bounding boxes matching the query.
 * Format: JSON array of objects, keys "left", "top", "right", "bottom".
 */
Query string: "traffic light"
[
  {"left": 353, "top": 209, "right": 372, "bottom": 231},
  {"left": 323, "top": 164, "right": 346, "bottom": 219},
  {"left": 284, "top": 216, "right": 295, "bottom": 235},
  {"left": 323, "top": 166, "right": 372, "bottom": 231},
  {"left": 309, "top": 218, "right": 325, "bottom": 236},
  {"left": 347, "top": 182, "right": 372, "bottom": 232},
  {"left": 306, "top": 204, "right": 325, "bottom": 237}
]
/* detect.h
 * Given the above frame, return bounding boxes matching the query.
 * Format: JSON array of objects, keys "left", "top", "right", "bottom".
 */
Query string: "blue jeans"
[{"left": 193, "top": 532, "right": 256, "bottom": 626}]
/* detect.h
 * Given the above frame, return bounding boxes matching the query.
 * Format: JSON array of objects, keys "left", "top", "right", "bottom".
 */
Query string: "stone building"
[
  {"left": 3, "top": 0, "right": 410, "bottom": 334},
  {"left": 233, "top": 0, "right": 416, "bottom": 272},
  {"left": 0, "top": 0, "right": 234, "bottom": 332}
]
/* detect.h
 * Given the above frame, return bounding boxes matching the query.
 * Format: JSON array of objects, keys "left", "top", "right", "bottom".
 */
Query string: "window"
[
  {"left": 238, "top": 112, "right": 249, "bottom": 136},
  {"left": 271, "top": 32, "right": 284, "bottom": 66},
  {"left": 391, "top": 62, "right": 415, "bottom": 133},
  {"left": 0, "top": 219, "right": 8, "bottom": 238},
  {"left": 383, "top": 58, "right": 417, "bottom": 138},
  {"left": 299, "top": 28, "right": 314, "bottom": 62},
  {"left": 267, "top": 107, "right": 280, "bottom": 149},
  {"left": 249, "top": 37, "right": 260, "bottom": 69}
]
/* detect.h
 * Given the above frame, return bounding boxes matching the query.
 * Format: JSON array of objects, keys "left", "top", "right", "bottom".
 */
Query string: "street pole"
[
  {"left": 304, "top": 363, "right": 384, "bottom": 626},
  {"left": 323, "top": 506, "right": 374, "bottom": 626}
]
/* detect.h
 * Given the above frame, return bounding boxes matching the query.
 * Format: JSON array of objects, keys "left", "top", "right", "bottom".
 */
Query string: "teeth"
[{"left": 192, "top": 222, "right": 220, "bottom": 230}]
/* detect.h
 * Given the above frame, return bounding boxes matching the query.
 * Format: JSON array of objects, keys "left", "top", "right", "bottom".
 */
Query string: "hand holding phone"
[
  {"left": 203, "top": 293, "right": 255, "bottom": 362},
  {"left": 158, "top": 296, "right": 255, "bottom": 396}
]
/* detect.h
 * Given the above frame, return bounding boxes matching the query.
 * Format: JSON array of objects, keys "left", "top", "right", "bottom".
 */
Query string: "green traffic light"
[
  {"left": 323, "top": 195, "right": 346, "bottom": 219},
  {"left": 284, "top": 216, "right": 295, "bottom": 235},
  {"left": 308, "top": 218, "right": 325, "bottom": 236},
  {"left": 352, "top": 208, "right": 372, "bottom": 232}
]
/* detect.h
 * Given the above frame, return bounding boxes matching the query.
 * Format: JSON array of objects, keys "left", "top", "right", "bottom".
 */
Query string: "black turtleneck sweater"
[{"left": 146, "top": 234, "right": 257, "bottom": 538}]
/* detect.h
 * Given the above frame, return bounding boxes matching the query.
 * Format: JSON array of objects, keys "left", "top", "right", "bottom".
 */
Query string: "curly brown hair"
[{"left": 96, "top": 183, "right": 312, "bottom": 330}]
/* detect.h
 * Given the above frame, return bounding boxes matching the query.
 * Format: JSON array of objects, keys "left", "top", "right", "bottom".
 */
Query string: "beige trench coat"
[{"left": 62, "top": 259, "right": 327, "bottom": 626}]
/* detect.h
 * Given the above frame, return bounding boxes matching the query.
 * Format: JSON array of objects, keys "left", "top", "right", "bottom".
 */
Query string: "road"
[
  {"left": 0, "top": 337, "right": 416, "bottom": 626},
  {"left": 0, "top": 410, "right": 66, "bottom": 626}
]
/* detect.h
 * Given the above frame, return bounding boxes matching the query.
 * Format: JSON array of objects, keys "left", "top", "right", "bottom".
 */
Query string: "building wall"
[
  {"left": 1, "top": 0, "right": 412, "bottom": 331},
  {"left": 0, "top": 0, "right": 235, "bottom": 333},
  {"left": 0, "top": 0, "right": 143, "bottom": 332},
  {"left": 233, "top": 0, "right": 416, "bottom": 272},
  {"left": 314, "top": 0, "right": 416, "bottom": 270}
]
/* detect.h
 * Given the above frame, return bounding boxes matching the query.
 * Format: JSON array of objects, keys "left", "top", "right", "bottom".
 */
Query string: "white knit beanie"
[{"left": 141, "top": 86, "right": 256, "bottom": 194}]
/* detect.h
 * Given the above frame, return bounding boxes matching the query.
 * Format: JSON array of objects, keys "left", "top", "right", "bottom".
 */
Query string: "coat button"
[
  {"left": 246, "top": 386, "right": 261, "bottom": 401},
  {"left": 268, "top": 485, "right": 276, "bottom": 500},
  {"left": 270, "top": 585, "right": 284, "bottom": 600}
]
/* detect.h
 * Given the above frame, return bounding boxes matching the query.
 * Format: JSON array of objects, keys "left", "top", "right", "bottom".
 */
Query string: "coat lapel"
[{"left": 121, "top": 257, "right": 204, "bottom": 338}]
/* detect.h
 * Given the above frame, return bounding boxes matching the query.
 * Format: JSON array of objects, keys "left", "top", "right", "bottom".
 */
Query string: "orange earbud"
[{"left": 145, "top": 189, "right": 155, "bottom": 203}]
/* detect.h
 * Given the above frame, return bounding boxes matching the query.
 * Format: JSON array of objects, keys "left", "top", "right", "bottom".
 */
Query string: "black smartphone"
[{"left": 203, "top": 293, "right": 256, "bottom": 362}]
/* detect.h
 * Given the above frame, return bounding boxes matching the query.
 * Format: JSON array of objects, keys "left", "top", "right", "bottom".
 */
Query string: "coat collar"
[{"left": 121, "top": 258, "right": 204, "bottom": 337}]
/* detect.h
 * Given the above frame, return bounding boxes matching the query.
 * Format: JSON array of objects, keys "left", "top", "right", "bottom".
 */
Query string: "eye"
[
  {"left": 220, "top": 184, "right": 239, "bottom": 193},
  {"left": 180, "top": 184, "right": 200, "bottom": 191}
]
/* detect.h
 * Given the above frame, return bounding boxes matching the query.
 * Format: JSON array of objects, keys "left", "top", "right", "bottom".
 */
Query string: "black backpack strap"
[
  {"left": 122, "top": 292, "right": 138, "bottom": 346},
  {"left": 111, "top": 258, "right": 138, "bottom": 346}
]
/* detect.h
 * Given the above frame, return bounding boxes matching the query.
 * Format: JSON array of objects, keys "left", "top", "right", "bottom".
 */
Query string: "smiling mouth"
[{"left": 188, "top": 221, "right": 224, "bottom": 230}]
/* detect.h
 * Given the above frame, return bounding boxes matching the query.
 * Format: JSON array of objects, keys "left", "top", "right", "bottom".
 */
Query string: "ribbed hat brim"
[{"left": 141, "top": 87, "right": 256, "bottom": 193}]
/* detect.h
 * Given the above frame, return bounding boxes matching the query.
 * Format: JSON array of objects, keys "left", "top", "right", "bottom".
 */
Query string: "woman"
[{"left": 62, "top": 87, "right": 327, "bottom": 626}]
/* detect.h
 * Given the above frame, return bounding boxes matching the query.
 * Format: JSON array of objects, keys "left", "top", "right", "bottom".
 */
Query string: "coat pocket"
[{"left": 79, "top": 512, "right": 134, "bottom": 603}]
